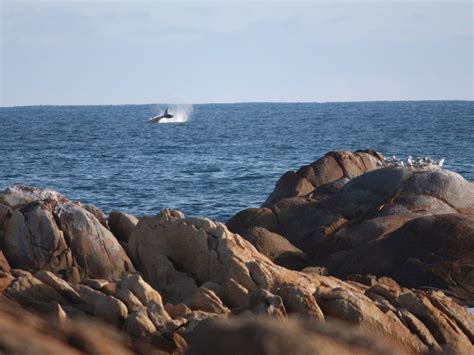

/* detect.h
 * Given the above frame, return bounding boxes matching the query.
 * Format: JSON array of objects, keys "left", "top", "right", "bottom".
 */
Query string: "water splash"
[{"left": 153, "top": 104, "right": 193, "bottom": 123}]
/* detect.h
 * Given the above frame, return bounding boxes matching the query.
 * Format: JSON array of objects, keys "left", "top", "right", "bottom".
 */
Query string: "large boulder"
[
  {"left": 186, "top": 316, "right": 410, "bottom": 355},
  {"left": 2, "top": 201, "right": 71, "bottom": 273},
  {"left": 128, "top": 212, "right": 474, "bottom": 353},
  {"left": 324, "top": 214, "right": 474, "bottom": 305},
  {"left": 240, "top": 227, "right": 310, "bottom": 270},
  {"left": 109, "top": 211, "right": 139, "bottom": 243},
  {"left": 227, "top": 207, "right": 279, "bottom": 237},
  {"left": 55, "top": 201, "right": 135, "bottom": 280},
  {"left": 0, "top": 202, "right": 11, "bottom": 227},
  {"left": 0, "top": 268, "right": 188, "bottom": 352},
  {"left": 0, "top": 298, "right": 145, "bottom": 355},
  {"left": 0, "top": 185, "right": 135, "bottom": 280},
  {"left": 227, "top": 151, "right": 474, "bottom": 304},
  {"left": 0, "top": 185, "right": 65, "bottom": 208},
  {"left": 263, "top": 150, "right": 383, "bottom": 207}
]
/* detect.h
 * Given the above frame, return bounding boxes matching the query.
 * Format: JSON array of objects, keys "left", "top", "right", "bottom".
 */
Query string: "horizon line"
[{"left": 0, "top": 99, "right": 472, "bottom": 109}]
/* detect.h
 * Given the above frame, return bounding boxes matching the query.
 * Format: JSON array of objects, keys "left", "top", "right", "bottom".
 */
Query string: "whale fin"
[{"left": 163, "top": 107, "right": 173, "bottom": 118}]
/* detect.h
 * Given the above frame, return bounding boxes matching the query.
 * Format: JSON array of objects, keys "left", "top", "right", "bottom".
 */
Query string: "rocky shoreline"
[{"left": 0, "top": 150, "right": 472, "bottom": 354}]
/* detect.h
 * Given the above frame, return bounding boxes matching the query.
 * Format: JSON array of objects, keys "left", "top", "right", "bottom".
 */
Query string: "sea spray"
[{"left": 154, "top": 104, "right": 193, "bottom": 123}]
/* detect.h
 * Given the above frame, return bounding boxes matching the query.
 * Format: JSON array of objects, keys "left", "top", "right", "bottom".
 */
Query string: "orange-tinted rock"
[
  {"left": 325, "top": 214, "right": 474, "bottom": 305},
  {"left": 0, "top": 250, "right": 11, "bottom": 272},
  {"left": 109, "top": 211, "right": 139, "bottom": 243},
  {"left": 226, "top": 207, "right": 279, "bottom": 236},
  {"left": 128, "top": 214, "right": 438, "bottom": 352},
  {"left": 3, "top": 202, "right": 72, "bottom": 273},
  {"left": 228, "top": 151, "right": 474, "bottom": 304},
  {"left": 186, "top": 287, "right": 230, "bottom": 315},
  {"left": 0, "top": 185, "right": 65, "bottom": 209},
  {"left": 395, "top": 290, "right": 473, "bottom": 353},
  {"left": 186, "top": 316, "right": 412, "bottom": 355},
  {"left": 263, "top": 150, "right": 383, "bottom": 207},
  {"left": 55, "top": 202, "right": 135, "bottom": 280},
  {"left": 239, "top": 227, "right": 310, "bottom": 270},
  {"left": 0, "top": 186, "right": 135, "bottom": 281}
]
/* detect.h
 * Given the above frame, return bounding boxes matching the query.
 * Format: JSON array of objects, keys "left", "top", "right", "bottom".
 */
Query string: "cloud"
[
  {"left": 1, "top": 0, "right": 472, "bottom": 105},
  {"left": 2, "top": 1, "right": 472, "bottom": 48}
]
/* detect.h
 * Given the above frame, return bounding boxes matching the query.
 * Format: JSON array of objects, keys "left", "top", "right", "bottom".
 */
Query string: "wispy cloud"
[
  {"left": 2, "top": 2, "right": 472, "bottom": 47},
  {"left": 1, "top": 1, "right": 472, "bottom": 105}
]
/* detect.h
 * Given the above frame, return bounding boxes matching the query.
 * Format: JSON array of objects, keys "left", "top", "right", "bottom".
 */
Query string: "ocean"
[{"left": 0, "top": 101, "right": 472, "bottom": 221}]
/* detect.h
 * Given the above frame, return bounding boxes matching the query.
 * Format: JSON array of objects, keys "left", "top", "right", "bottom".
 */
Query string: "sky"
[{"left": 0, "top": 1, "right": 472, "bottom": 106}]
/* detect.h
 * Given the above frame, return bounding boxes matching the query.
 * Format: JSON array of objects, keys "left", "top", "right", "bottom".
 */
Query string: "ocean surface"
[{"left": 0, "top": 101, "right": 472, "bottom": 221}]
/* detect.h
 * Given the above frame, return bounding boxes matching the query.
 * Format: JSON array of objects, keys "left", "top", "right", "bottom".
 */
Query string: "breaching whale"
[{"left": 149, "top": 107, "right": 173, "bottom": 123}]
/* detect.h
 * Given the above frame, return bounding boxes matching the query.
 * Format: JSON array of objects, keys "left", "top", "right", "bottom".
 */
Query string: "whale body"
[{"left": 149, "top": 107, "right": 173, "bottom": 123}]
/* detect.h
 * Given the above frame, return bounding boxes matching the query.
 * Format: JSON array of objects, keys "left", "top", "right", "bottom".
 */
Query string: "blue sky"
[{"left": 1, "top": 1, "right": 472, "bottom": 106}]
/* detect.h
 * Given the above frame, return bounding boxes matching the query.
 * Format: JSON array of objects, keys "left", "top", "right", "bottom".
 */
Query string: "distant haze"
[{"left": 1, "top": 1, "right": 472, "bottom": 106}]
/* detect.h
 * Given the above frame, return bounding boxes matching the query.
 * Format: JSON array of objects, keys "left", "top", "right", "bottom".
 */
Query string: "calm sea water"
[{"left": 0, "top": 101, "right": 472, "bottom": 221}]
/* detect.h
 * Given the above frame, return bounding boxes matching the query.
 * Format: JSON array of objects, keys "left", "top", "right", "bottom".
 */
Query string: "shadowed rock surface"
[
  {"left": 128, "top": 211, "right": 472, "bottom": 353},
  {"left": 0, "top": 298, "right": 142, "bottom": 355},
  {"left": 0, "top": 185, "right": 135, "bottom": 281},
  {"left": 109, "top": 211, "right": 139, "bottom": 243},
  {"left": 227, "top": 150, "right": 474, "bottom": 305},
  {"left": 236, "top": 226, "right": 310, "bottom": 270},
  {"left": 324, "top": 214, "right": 474, "bottom": 304},
  {"left": 262, "top": 150, "right": 384, "bottom": 207},
  {"left": 186, "top": 316, "right": 410, "bottom": 355}
]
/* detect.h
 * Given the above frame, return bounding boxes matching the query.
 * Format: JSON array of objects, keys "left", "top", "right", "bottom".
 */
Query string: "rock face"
[
  {"left": 0, "top": 185, "right": 65, "bottom": 208},
  {"left": 262, "top": 150, "right": 383, "bottom": 206},
  {"left": 0, "top": 298, "right": 140, "bottom": 355},
  {"left": 186, "top": 316, "right": 409, "bottom": 355},
  {"left": 0, "top": 268, "right": 188, "bottom": 353},
  {"left": 324, "top": 214, "right": 474, "bottom": 304},
  {"left": 0, "top": 149, "right": 473, "bottom": 354},
  {"left": 0, "top": 185, "right": 134, "bottom": 280},
  {"left": 3, "top": 201, "right": 71, "bottom": 273},
  {"left": 128, "top": 212, "right": 473, "bottom": 353},
  {"left": 239, "top": 227, "right": 310, "bottom": 270},
  {"left": 55, "top": 201, "right": 135, "bottom": 280},
  {"left": 109, "top": 211, "right": 139, "bottom": 243},
  {"left": 227, "top": 151, "right": 474, "bottom": 305}
]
